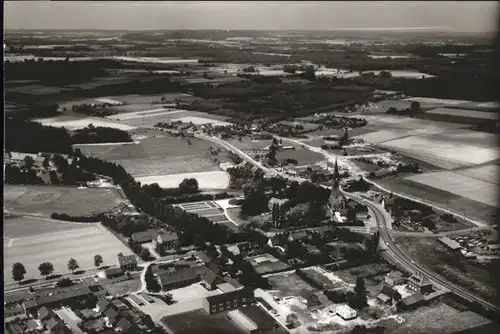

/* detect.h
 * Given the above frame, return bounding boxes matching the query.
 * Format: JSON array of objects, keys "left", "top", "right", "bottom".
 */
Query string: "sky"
[{"left": 4, "top": 1, "right": 498, "bottom": 32}]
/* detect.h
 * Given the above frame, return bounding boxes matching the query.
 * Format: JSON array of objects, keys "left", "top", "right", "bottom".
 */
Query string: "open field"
[
  {"left": 426, "top": 107, "right": 499, "bottom": 120},
  {"left": 105, "top": 93, "right": 193, "bottom": 105},
  {"left": 455, "top": 164, "right": 499, "bottom": 184},
  {"left": 111, "top": 109, "right": 229, "bottom": 127},
  {"left": 304, "top": 127, "right": 376, "bottom": 139},
  {"left": 277, "top": 148, "right": 325, "bottom": 165},
  {"left": 351, "top": 115, "right": 465, "bottom": 133},
  {"left": 161, "top": 309, "right": 245, "bottom": 334},
  {"left": 4, "top": 185, "right": 124, "bottom": 216},
  {"left": 395, "top": 236, "right": 499, "bottom": 306},
  {"left": 377, "top": 177, "right": 496, "bottom": 224},
  {"left": 405, "top": 171, "right": 498, "bottom": 207},
  {"left": 227, "top": 138, "right": 273, "bottom": 150},
  {"left": 34, "top": 115, "right": 136, "bottom": 130},
  {"left": 379, "top": 131, "right": 499, "bottom": 170},
  {"left": 75, "top": 136, "right": 223, "bottom": 177},
  {"left": 4, "top": 218, "right": 133, "bottom": 285},
  {"left": 388, "top": 303, "right": 491, "bottom": 334},
  {"left": 402, "top": 97, "right": 475, "bottom": 105},
  {"left": 136, "top": 171, "right": 230, "bottom": 189}
]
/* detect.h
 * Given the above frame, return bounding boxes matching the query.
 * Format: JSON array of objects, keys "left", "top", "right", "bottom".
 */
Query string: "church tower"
[{"left": 328, "top": 158, "right": 346, "bottom": 213}]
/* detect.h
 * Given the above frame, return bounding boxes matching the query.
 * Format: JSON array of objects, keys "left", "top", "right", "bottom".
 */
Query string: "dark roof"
[
  {"left": 131, "top": 229, "right": 160, "bottom": 241},
  {"left": 45, "top": 316, "right": 63, "bottom": 330},
  {"left": 226, "top": 277, "right": 243, "bottom": 289},
  {"left": 158, "top": 267, "right": 203, "bottom": 286},
  {"left": 97, "top": 298, "right": 110, "bottom": 311},
  {"left": 111, "top": 299, "right": 128, "bottom": 310},
  {"left": 26, "top": 284, "right": 92, "bottom": 308},
  {"left": 158, "top": 231, "right": 179, "bottom": 243},
  {"left": 299, "top": 289, "right": 317, "bottom": 300},
  {"left": 118, "top": 254, "right": 137, "bottom": 267},
  {"left": 196, "top": 251, "right": 213, "bottom": 264},
  {"left": 117, "top": 318, "right": 133, "bottom": 332},
  {"left": 438, "top": 236, "right": 463, "bottom": 250},
  {"left": 380, "top": 285, "right": 398, "bottom": 298},
  {"left": 401, "top": 292, "right": 424, "bottom": 306},
  {"left": 206, "top": 288, "right": 254, "bottom": 304},
  {"left": 105, "top": 306, "right": 120, "bottom": 321},
  {"left": 203, "top": 270, "right": 218, "bottom": 285},
  {"left": 105, "top": 267, "right": 124, "bottom": 276}
]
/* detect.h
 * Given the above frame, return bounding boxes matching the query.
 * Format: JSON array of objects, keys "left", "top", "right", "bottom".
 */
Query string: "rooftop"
[
  {"left": 25, "top": 284, "right": 93, "bottom": 308},
  {"left": 158, "top": 266, "right": 206, "bottom": 286},
  {"left": 401, "top": 292, "right": 424, "bottom": 306},
  {"left": 206, "top": 288, "right": 254, "bottom": 304},
  {"left": 118, "top": 254, "right": 137, "bottom": 267},
  {"left": 438, "top": 236, "right": 463, "bottom": 250}
]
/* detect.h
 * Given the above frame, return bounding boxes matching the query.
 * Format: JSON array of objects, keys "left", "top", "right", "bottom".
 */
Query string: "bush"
[{"left": 56, "top": 277, "right": 74, "bottom": 288}]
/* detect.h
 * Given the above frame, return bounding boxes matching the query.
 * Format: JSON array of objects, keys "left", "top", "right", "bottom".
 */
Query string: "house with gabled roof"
[
  {"left": 37, "top": 306, "right": 53, "bottom": 322},
  {"left": 202, "top": 270, "right": 218, "bottom": 291},
  {"left": 397, "top": 292, "right": 425, "bottom": 311},
  {"left": 117, "top": 253, "right": 137, "bottom": 272},
  {"left": 407, "top": 272, "right": 433, "bottom": 294},
  {"left": 116, "top": 318, "right": 133, "bottom": 333},
  {"left": 104, "top": 306, "right": 120, "bottom": 326}
]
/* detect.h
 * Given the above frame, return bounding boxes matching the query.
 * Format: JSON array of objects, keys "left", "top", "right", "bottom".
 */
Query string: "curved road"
[{"left": 345, "top": 191, "right": 500, "bottom": 315}]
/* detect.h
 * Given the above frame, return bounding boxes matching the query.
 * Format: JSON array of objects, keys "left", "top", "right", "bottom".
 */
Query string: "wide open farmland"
[
  {"left": 112, "top": 110, "right": 229, "bottom": 128},
  {"left": 75, "top": 136, "right": 223, "bottom": 177},
  {"left": 455, "top": 164, "right": 499, "bottom": 184},
  {"left": 4, "top": 185, "right": 124, "bottom": 216},
  {"left": 405, "top": 171, "right": 498, "bottom": 207},
  {"left": 378, "top": 131, "right": 499, "bottom": 170},
  {"left": 4, "top": 216, "right": 133, "bottom": 285},
  {"left": 34, "top": 115, "right": 136, "bottom": 131}
]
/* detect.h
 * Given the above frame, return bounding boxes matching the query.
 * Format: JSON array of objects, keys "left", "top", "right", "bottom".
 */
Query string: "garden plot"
[
  {"left": 455, "top": 164, "right": 499, "bottom": 184},
  {"left": 136, "top": 171, "right": 230, "bottom": 190},
  {"left": 4, "top": 185, "right": 124, "bottom": 217},
  {"left": 405, "top": 171, "right": 498, "bottom": 207},
  {"left": 34, "top": 115, "right": 136, "bottom": 131}
]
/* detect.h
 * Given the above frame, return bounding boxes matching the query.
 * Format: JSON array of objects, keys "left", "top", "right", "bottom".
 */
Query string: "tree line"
[{"left": 12, "top": 255, "right": 104, "bottom": 283}]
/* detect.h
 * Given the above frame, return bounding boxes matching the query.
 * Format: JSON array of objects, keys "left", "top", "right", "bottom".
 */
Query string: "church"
[{"left": 328, "top": 158, "right": 348, "bottom": 223}]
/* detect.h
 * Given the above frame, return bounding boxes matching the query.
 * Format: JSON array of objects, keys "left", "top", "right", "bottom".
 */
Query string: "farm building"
[
  {"left": 438, "top": 236, "right": 463, "bottom": 252},
  {"left": 407, "top": 272, "right": 433, "bottom": 294},
  {"left": 117, "top": 254, "right": 137, "bottom": 272},
  {"left": 376, "top": 285, "right": 401, "bottom": 305},
  {"left": 397, "top": 292, "right": 426, "bottom": 311},
  {"left": 299, "top": 290, "right": 321, "bottom": 308},
  {"left": 228, "top": 309, "right": 259, "bottom": 334},
  {"left": 196, "top": 251, "right": 214, "bottom": 265},
  {"left": 24, "top": 284, "right": 93, "bottom": 314},
  {"left": 157, "top": 266, "right": 206, "bottom": 291},
  {"left": 336, "top": 304, "right": 358, "bottom": 320},
  {"left": 202, "top": 288, "right": 254, "bottom": 315},
  {"left": 202, "top": 270, "right": 219, "bottom": 291},
  {"left": 102, "top": 267, "right": 124, "bottom": 279},
  {"left": 131, "top": 229, "right": 163, "bottom": 243},
  {"left": 217, "top": 282, "right": 238, "bottom": 293},
  {"left": 153, "top": 230, "right": 179, "bottom": 250},
  {"left": 384, "top": 271, "right": 406, "bottom": 287}
]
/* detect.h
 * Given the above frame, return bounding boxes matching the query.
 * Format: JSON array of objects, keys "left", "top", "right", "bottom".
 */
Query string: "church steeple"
[{"left": 332, "top": 158, "right": 340, "bottom": 188}]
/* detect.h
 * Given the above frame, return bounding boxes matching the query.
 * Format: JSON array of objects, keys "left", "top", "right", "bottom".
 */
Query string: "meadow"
[
  {"left": 34, "top": 115, "right": 136, "bottom": 131},
  {"left": 4, "top": 185, "right": 124, "bottom": 216},
  {"left": 136, "top": 171, "right": 230, "bottom": 189}
]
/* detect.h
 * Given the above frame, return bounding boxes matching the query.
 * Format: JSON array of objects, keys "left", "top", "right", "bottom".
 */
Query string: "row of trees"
[{"left": 11, "top": 255, "right": 103, "bottom": 283}]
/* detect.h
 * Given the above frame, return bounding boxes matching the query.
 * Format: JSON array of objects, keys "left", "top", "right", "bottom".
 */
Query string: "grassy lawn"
[
  {"left": 395, "top": 236, "right": 499, "bottom": 306},
  {"left": 161, "top": 309, "right": 245, "bottom": 334},
  {"left": 277, "top": 148, "right": 325, "bottom": 165},
  {"left": 352, "top": 160, "right": 380, "bottom": 173},
  {"left": 267, "top": 273, "right": 316, "bottom": 297},
  {"left": 225, "top": 207, "right": 248, "bottom": 226}
]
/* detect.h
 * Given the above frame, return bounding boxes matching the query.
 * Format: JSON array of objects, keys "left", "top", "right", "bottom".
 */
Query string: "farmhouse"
[
  {"left": 203, "top": 288, "right": 254, "bottom": 314},
  {"left": 117, "top": 254, "right": 137, "bottom": 272},
  {"left": 407, "top": 272, "right": 433, "bottom": 294},
  {"left": 131, "top": 229, "right": 162, "bottom": 243}
]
